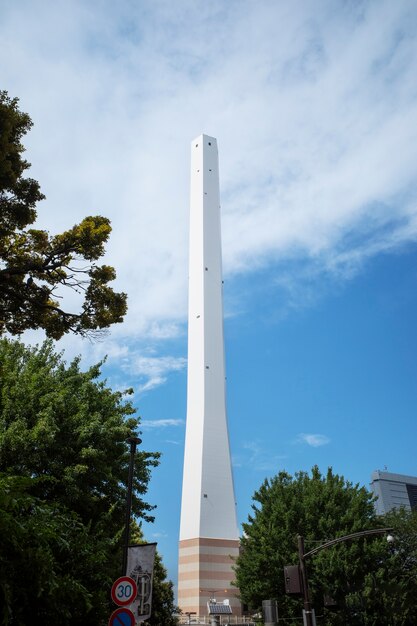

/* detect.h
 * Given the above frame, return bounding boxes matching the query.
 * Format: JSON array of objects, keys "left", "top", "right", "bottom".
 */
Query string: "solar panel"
[{"left": 207, "top": 603, "right": 233, "bottom": 615}]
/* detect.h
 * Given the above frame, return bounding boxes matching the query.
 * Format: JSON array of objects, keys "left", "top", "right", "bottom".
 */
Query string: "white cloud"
[
  {"left": 151, "top": 531, "right": 168, "bottom": 539},
  {"left": 297, "top": 433, "right": 331, "bottom": 447},
  {"left": 2, "top": 0, "right": 417, "bottom": 381},
  {"left": 128, "top": 355, "right": 187, "bottom": 393},
  {"left": 141, "top": 419, "right": 184, "bottom": 430},
  {"left": 235, "top": 440, "right": 287, "bottom": 472}
]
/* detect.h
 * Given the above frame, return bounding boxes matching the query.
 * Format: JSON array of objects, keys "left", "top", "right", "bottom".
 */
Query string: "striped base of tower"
[{"left": 178, "top": 538, "right": 241, "bottom": 617}]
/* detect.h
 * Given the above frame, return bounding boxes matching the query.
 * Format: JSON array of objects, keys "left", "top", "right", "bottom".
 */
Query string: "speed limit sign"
[{"left": 111, "top": 576, "right": 138, "bottom": 607}]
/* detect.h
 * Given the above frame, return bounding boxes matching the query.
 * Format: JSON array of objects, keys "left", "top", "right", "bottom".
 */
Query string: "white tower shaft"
[{"left": 178, "top": 135, "right": 240, "bottom": 617}]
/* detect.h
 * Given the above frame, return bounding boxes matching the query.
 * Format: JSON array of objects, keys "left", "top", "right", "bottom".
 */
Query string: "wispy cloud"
[
  {"left": 3, "top": 0, "right": 417, "bottom": 367},
  {"left": 141, "top": 419, "right": 184, "bottom": 430},
  {"left": 147, "top": 322, "right": 183, "bottom": 340},
  {"left": 296, "top": 433, "right": 331, "bottom": 447},
  {"left": 38, "top": 337, "right": 187, "bottom": 395},
  {"left": 150, "top": 531, "right": 168, "bottom": 539},
  {"left": 234, "top": 441, "right": 287, "bottom": 472},
  {"left": 130, "top": 355, "right": 187, "bottom": 393}
]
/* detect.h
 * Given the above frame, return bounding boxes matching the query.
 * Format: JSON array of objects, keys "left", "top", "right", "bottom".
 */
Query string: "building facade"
[
  {"left": 178, "top": 135, "right": 241, "bottom": 617},
  {"left": 370, "top": 470, "right": 417, "bottom": 515}
]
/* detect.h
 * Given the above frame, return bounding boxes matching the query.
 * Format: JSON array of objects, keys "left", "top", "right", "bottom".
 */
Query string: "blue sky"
[{"left": 1, "top": 0, "right": 417, "bottom": 589}]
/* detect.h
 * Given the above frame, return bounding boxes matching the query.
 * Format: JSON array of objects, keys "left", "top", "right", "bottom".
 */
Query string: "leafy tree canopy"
[
  {"left": 359, "top": 507, "right": 417, "bottom": 625},
  {"left": 0, "top": 338, "right": 161, "bottom": 624},
  {"left": 144, "top": 551, "right": 180, "bottom": 626},
  {"left": 0, "top": 474, "right": 114, "bottom": 625},
  {"left": 0, "top": 91, "right": 127, "bottom": 339},
  {"left": 233, "top": 466, "right": 416, "bottom": 625}
]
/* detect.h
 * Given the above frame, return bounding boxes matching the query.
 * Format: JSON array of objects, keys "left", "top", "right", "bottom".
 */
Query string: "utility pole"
[
  {"left": 298, "top": 536, "right": 315, "bottom": 626},
  {"left": 294, "top": 528, "right": 394, "bottom": 626}
]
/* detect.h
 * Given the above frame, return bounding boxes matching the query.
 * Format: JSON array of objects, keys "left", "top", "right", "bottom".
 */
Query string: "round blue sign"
[{"left": 108, "top": 607, "right": 135, "bottom": 626}]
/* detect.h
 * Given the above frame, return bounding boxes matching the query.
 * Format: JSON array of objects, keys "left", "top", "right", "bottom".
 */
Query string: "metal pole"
[
  {"left": 262, "top": 599, "right": 279, "bottom": 626},
  {"left": 298, "top": 535, "right": 314, "bottom": 626},
  {"left": 122, "top": 436, "right": 142, "bottom": 576},
  {"left": 293, "top": 528, "right": 393, "bottom": 626},
  {"left": 303, "top": 527, "right": 394, "bottom": 559}
]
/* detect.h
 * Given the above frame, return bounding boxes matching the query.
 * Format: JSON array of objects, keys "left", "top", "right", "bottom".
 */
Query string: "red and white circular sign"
[{"left": 111, "top": 576, "right": 138, "bottom": 607}]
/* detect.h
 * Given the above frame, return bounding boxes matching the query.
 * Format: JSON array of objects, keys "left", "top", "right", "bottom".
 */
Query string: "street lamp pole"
[
  {"left": 121, "top": 436, "right": 142, "bottom": 576},
  {"left": 298, "top": 535, "right": 314, "bottom": 626},
  {"left": 296, "top": 527, "right": 394, "bottom": 626}
]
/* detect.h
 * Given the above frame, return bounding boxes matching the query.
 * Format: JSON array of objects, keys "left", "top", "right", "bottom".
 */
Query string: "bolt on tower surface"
[{"left": 178, "top": 135, "right": 241, "bottom": 617}]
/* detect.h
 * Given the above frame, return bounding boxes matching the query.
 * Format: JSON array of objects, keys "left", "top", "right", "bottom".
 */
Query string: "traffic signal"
[{"left": 283, "top": 565, "right": 302, "bottom": 595}]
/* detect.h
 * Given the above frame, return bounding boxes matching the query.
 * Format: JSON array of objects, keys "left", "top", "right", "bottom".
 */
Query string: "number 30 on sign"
[{"left": 111, "top": 576, "right": 138, "bottom": 606}]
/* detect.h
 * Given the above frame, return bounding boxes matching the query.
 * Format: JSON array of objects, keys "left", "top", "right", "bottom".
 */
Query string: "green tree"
[
  {"left": 358, "top": 507, "right": 417, "bottom": 625},
  {"left": 0, "top": 91, "right": 127, "bottom": 339},
  {"left": 148, "top": 552, "right": 180, "bottom": 626},
  {"left": 0, "top": 337, "right": 160, "bottom": 625},
  {"left": 0, "top": 474, "right": 115, "bottom": 625},
  {"left": 234, "top": 466, "right": 384, "bottom": 625}
]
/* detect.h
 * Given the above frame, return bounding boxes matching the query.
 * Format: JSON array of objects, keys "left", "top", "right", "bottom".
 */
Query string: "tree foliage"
[
  {"left": 0, "top": 474, "right": 114, "bottom": 625},
  {"left": 358, "top": 507, "right": 417, "bottom": 625},
  {"left": 0, "top": 338, "right": 161, "bottom": 625},
  {"left": 233, "top": 466, "right": 416, "bottom": 625},
  {"left": 0, "top": 91, "right": 127, "bottom": 339},
  {"left": 147, "top": 552, "right": 180, "bottom": 626}
]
